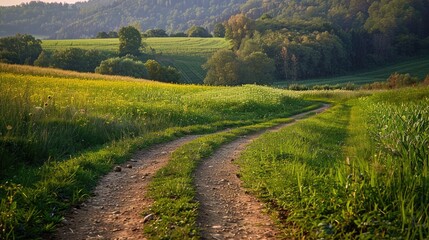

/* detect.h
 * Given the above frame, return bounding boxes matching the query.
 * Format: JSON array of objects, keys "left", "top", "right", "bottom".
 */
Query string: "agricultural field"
[
  {"left": 0, "top": 63, "right": 315, "bottom": 239},
  {"left": 42, "top": 38, "right": 231, "bottom": 83},
  {"left": 274, "top": 55, "right": 429, "bottom": 88}
]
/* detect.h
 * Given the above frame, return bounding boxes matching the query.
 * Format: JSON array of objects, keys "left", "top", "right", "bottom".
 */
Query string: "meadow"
[
  {"left": 42, "top": 38, "right": 231, "bottom": 83},
  {"left": 0, "top": 63, "right": 315, "bottom": 239},
  {"left": 238, "top": 87, "right": 429, "bottom": 238},
  {"left": 274, "top": 55, "right": 429, "bottom": 88}
]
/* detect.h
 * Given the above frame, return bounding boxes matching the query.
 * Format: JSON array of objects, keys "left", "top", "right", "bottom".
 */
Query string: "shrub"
[
  {"left": 387, "top": 72, "right": 419, "bottom": 88},
  {"left": 95, "top": 57, "right": 149, "bottom": 78},
  {"left": 51, "top": 48, "right": 109, "bottom": 72},
  {"left": 144, "top": 59, "right": 181, "bottom": 83}
]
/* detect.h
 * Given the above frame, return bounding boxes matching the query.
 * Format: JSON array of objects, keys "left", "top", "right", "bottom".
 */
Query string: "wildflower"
[
  {"left": 44, "top": 102, "right": 48, "bottom": 107},
  {"left": 6, "top": 125, "right": 13, "bottom": 131},
  {"left": 48, "top": 95, "right": 52, "bottom": 99}
]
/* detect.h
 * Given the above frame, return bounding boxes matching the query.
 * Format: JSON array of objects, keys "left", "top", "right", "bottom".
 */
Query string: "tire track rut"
[
  {"left": 52, "top": 135, "right": 199, "bottom": 240},
  {"left": 195, "top": 105, "right": 330, "bottom": 239}
]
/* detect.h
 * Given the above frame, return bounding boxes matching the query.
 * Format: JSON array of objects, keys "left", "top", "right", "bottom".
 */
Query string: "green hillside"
[
  {"left": 42, "top": 37, "right": 231, "bottom": 83},
  {"left": 274, "top": 55, "right": 429, "bottom": 88}
]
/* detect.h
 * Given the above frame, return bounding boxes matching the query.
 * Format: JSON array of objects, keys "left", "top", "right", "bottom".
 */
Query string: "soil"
[{"left": 52, "top": 105, "right": 329, "bottom": 240}]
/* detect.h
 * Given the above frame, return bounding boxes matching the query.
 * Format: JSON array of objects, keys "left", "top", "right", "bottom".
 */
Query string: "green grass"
[
  {"left": 237, "top": 87, "right": 429, "bottom": 238},
  {"left": 41, "top": 38, "right": 230, "bottom": 83},
  {"left": 0, "top": 63, "right": 314, "bottom": 239},
  {"left": 274, "top": 55, "right": 429, "bottom": 87}
]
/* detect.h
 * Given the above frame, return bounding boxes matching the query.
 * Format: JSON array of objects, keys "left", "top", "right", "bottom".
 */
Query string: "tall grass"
[
  {"left": 0, "top": 63, "right": 314, "bottom": 239},
  {"left": 238, "top": 87, "right": 429, "bottom": 238}
]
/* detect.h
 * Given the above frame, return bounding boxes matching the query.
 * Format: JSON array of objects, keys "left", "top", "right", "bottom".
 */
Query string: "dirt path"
[
  {"left": 52, "top": 104, "right": 329, "bottom": 240},
  {"left": 52, "top": 135, "right": 199, "bottom": 240},
  {"left": 194, "top": 105, "right": 330, "bottom": 239}
]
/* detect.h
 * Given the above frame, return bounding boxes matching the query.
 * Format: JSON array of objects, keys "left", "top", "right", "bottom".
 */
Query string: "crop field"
[
  {"left": 238, "top": 87, "right": 429, "bottom": 238},
  {"left": 0, "top": 63, "right": 315, "bottom": 239},
  {"left": 274, "top": 55, "right": 429, "bottom": 87},
  {"left": 42, "top": 38, "right": 230, "bottom": 83}
]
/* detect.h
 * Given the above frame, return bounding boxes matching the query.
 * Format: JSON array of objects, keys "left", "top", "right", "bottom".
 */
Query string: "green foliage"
[
  {"left": 145, "top": 29, "right": 168, "bottom": 38},
  {"left": 203, "top": 49, "right": 275, "bottom": 86},
  {"left": 50, "top": 48, "right": 108, "bottom": 72},
  {"left": 0, "top": 34, "right": 42, "bottom": 65},
  {"left": 362, "top": 72, "right": 424, "bottom": 89},
  {"left": 241, "top": 52, "right": 275, "bottom": 84},
  {"left": 119, "top": 26, "right": 142, "bottom": 57},
  {"left": 170, "top": 32, "right": 187, "bottom": 37},
  {"left": 225, "top": 14, "right": 256, "bottom": 50},
  {"left": 96, "top": 31, "right": 109, "bottom": 38},
  {"left": 213, "top": 23, "right": 225, "bottom": 38},
  {"left": 186, "top": 26, "right": 211, "bottom": 38},
  {"left": 203, "top": 49, "right": 241, "bottom": 86},
  {"left": 143, "top": 59, "right": 181, "bottom": 83},
  {"left": 95, "top": 56, "right": 149, "bottom": 78}
]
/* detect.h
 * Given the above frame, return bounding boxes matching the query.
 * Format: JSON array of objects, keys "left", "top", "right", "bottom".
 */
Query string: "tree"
[
  {"left": 203, "top": 49, "right": 241, "bottom": 86},
  {"left": 51, "top": 48, "right": 108, "bottom": 72},
  {"left": 241, "top": 52, "right": 275, "bottom": 84},
  {"left": 96, "top": 31, "right": 109, "bottom": 38},
  {"left": 225, "top": 14, "right": 255, "bottom": 50},
  {"left": 213, "top": 23, "right": 226, "bottom": 37},
  {"left": 170, "top": 32, "right": 187, "bottom": 37},
  {"left": 108, "top": 31, "right": 119, "bottom": 38},
  {"left": 119, "top": 26, "right": 142, "bottom": 56},
  {"left": 144, "top": 60, "right": 163, "bottom": 80},
  {"left": 145, "top": 29, "right": 168, "bottom": 37},
  {"left": 186, "top": 26, "right": 212, "bottom": 38},
  {"left": 143, "top": 59, "right": 181, "bottom": 83},
  {"left": 95, "top": 57, "right": 148, "bottom": 78},
  {"left": 34, "top": 50, "right": 52, "bottom": 67},
  {"left": 0, "top": 34, "right": 42, "bottom": 65}
]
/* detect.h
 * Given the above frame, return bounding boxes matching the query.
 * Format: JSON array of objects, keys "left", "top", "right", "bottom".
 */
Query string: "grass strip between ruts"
[{"left": 142, "top": 106, "right": 323, "bottom": 239}]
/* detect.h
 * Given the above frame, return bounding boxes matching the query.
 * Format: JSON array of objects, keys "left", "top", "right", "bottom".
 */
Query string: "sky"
[{"left": 0, "top": 0, "right": 84, "bottom": 6}]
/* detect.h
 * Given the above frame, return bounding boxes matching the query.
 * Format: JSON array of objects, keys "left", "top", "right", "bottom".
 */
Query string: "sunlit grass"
[
  {"left": 0, "top": 63, "right": 314, "bottom": 239},
  {"left": 238, "top": 87, "right": 429, "bottom": 238}
]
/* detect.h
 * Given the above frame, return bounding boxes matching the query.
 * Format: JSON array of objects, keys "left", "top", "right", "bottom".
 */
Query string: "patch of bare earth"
[
  {"left": 194, "top": 105, "right": 329, "bottom": 240},
  {"left": 52, "top": 135, "right": 199, "bottom": 240}
]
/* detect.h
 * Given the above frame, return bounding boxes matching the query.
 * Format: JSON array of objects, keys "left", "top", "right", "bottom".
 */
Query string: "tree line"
[{"left": 204, "top": 0, "right": 429, "bottom": 85}]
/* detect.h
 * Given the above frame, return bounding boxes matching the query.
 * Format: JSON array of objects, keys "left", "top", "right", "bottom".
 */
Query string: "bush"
[
  {"left": 144, "top": 59, "right": 181, "bottom": 83},
  {"left": 51, "top": 48, "right": 109, "bottom": 72},
  {"left": 387, "top": 72, "right": 420, "bottom": 88},
  {"left": 95, "top": 57, "right": 149, "bottom": 78},
  {"left": 288, "top": 84, "right": 309, "bottom": 91},
  {"left": 186, "top": 26, "right": 212, "bottom": 38}
]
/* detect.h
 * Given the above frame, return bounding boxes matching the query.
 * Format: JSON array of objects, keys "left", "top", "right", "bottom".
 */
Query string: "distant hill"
[{"left": 0, "top": 0, "right": 247, "bottom": 39}]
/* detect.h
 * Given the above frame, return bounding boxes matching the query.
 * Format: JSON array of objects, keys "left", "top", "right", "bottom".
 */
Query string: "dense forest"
[
  {"left": 0, "top": 0, "right": 247, "bottom": 38},
  {"left": 204, "top": 0, "right": 429, "bottom": 83}
]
